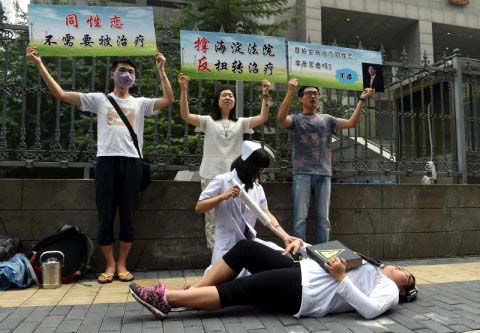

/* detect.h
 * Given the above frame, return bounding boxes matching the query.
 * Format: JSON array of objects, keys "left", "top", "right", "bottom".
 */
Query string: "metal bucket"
[{"left": 40, "top": 251, "right": 64, "bottom": 289}]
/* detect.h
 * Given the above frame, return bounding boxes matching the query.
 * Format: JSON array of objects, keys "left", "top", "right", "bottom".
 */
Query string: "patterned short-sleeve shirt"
[{"left": 288, "top": 112, "right": 338, "bottom": 176}]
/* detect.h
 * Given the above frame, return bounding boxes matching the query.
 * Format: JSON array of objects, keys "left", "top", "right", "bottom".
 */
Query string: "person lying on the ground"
[{"left": 129, "top": 239, "right": 418, "bottom": 320}]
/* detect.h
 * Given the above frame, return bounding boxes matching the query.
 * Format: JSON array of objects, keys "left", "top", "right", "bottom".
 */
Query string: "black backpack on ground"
[{"left": 32, "top": 225, "right": 94, "bottom": 282}]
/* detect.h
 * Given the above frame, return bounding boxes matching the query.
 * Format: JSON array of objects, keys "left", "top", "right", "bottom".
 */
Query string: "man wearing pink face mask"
[{"left": 26, "top": 45, "right": 174, "bottom": 284}]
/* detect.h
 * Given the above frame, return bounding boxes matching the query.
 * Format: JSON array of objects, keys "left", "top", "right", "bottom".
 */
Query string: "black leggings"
[{"left": 216, "top": 240, "right": 302, "bottom": 315}]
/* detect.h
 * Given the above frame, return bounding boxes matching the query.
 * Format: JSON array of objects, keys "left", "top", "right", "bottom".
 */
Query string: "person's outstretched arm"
[
  {"left": 26, "top": 45, "right": 81, "bottom": 107},
  {"left": 153, "top": 52, "right": 174, "bottom": 110},
  {"left": 336, "top": 88, "right": 375, "bottom": 129},
  {"left": 277, "top": 78, "right": 297, "bottom": 128},
  {"left": 249, "top": 79, "right": 270, "bottom": 128},
  {"left": 178, "top": 72, "right": 201, "bottom": 128}
]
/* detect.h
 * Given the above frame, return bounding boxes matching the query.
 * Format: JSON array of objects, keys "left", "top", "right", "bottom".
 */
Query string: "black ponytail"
[{"left": 230, "top": 148, "right": 270, "bottom": 191}]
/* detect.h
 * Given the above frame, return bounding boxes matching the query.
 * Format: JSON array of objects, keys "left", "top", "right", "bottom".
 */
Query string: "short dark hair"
[
  {"left": 399, "top": 274, "right": 417, "bottom": 303},
  {"left": 110, "top": 58, "right": 137, "bottom": 72},
  {"left": 298, "top": 86, "right": 320, "bottom": 97},
  {"left": 211, "top": 87, "right": 237, "bottom": 121},
  {"left": 230, "top": 148, "right": 270, "bottom": 191}
]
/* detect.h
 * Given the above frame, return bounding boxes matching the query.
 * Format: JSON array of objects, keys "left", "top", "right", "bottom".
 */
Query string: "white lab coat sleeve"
[
  {"left": 335, "top": 276, "right": 399, "bottom": 319},
  {"left": 199, "top": 175, "right": 223, "bottom": 201},
  {"left": 297, "top": 241, "right": 311, "bottom": 258},
  {"left": 257, "top": 185, "right": 268, "bottom": 210}
]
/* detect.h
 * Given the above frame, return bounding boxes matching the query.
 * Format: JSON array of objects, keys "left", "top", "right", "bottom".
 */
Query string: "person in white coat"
[
  {"left": 194, "top": 141, "right": 301, "bottom": 274},
  {"left": 129, "top": 240, "right": 418, "bottom": 320}
]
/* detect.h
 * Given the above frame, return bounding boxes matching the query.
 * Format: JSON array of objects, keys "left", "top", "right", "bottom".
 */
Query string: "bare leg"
[
  {"left": 99, "top": 244, "right": 116, "bottom": 282},
  {"left": 101, "top": 245, "right": 116, "bottom": 272},
  {"left": 116, "top": 241, "right": 132, "bottom": 274},
  {"left": 167, "top": 287, "right": 221, "bottom": 310},
  {"left": 193, "top": 259, "right": 236, "bottom": 288}
]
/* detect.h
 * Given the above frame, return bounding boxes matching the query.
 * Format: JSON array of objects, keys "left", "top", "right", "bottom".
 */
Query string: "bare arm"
[
  {"left": 178, "top": 73, "right": 200, "bottom": 127},
  {"left": 26, "top": 45, "right": 81, "bottom": 107},
  {"left": 336, "top": 88, "right": 375, "bottom": 129},
  {"left": 264, "top": 210, "right": 289, "bottom": 241},
  {"left": 277, "top": 78, "right": 298, "bottom": 128},
  {"left": 263, "top": 209, "right": 304, "bottom": 255},
  {"left": 249, "top": 79, "right": 270, "bottom": 129},
  {"left": 195, "top": 185, "right": 240, "bottom": 214},
  {"left": 153, "top": 52, "right": 174, "bottom": 110}
]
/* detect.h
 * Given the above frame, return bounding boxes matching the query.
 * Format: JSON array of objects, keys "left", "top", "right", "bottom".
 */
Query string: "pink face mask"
[{"left": 113, "top": 71, "right": 135, "bottom": 89}]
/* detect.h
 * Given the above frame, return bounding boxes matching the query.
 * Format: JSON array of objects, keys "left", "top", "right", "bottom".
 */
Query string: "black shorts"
[
  {"left": 95, "top": 156, "right": 142, "bottom": 245},
  {"left": 216, "top": 240, "right": 302, "bottom": 315}
]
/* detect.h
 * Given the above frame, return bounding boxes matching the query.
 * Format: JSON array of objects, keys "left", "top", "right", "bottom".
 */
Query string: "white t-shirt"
[
  {"left": 296, "top": 259, "right": 399, "bottom": 319},
  {"left": 196, "top": 115, "right": 253, "bottom": 179},
  {"left": 79, "top": 92, "right": 158, "bottom": 157}
]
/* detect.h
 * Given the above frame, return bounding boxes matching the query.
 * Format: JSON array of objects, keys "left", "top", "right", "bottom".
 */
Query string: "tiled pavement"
[{"left": 0, "top": 256, "right": 479, "bottom": 333}]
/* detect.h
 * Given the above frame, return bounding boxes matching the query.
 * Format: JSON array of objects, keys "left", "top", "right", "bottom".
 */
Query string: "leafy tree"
[
  {"left": 171, "top": 0, "right": 295, "bottom": 36},
  {"left": 1, "top": 0, "right": 296, "bottom": 179}
]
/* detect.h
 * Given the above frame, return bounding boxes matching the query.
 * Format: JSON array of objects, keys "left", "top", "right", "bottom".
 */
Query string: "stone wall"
[{"left": 0, "top": 180, "right": 479, "bottom": 271}]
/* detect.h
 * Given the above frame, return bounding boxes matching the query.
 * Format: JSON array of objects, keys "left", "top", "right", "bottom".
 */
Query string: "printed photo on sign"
[
  {"left": 362, "top": 63, "right": 384, "bottom": 92},
  {"left": 288, "top": 42, "right": 382, "bottom": 91},
  {"left": 180, "top": 30, "right": 287, "bottom": 83},
  {"left": 28, "top": 4, "right": 157, "bottom": 57}
]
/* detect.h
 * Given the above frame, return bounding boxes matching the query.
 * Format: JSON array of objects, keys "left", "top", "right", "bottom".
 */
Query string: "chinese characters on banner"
[
  {"left": 28, "top": 4, "right": 157, "bottom": 57},
  {"left": 180, "top": 30, "right": 287, "bottom": 83},
  {"left": 288, "top": 42, "right": 382, "bottom": 91}
]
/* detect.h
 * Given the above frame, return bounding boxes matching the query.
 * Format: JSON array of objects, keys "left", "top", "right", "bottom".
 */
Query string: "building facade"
[{"left": 285, "top": 0, "right": 480, "bottom": 63}]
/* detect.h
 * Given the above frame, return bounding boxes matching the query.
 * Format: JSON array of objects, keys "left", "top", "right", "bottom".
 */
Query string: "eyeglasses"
[{"left": 303, "top": 91, "right": 319, "bottom": 98}]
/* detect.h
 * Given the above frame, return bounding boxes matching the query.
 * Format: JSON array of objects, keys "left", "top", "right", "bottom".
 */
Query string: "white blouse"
[
  {"left": 296, "top": 258, "right": 399, "bottom": 319},
  {"left": 196, "top": 116, "right": 253, "bottom": 179}
]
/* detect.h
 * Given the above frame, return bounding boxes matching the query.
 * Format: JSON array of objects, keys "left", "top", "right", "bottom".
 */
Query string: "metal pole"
[
  {"left": 235, "top": 21, "right": 244, "bottom": 118},
  {"left": 452, "top": 48, "right": 468, "bottom": 184},
  {"left": 0, "top": 1, "right": 6, "bottom": 24},
  {"left": 236, "top": 80, "right": 244, "bottom": 118},
  {"left": 83, "top": 166, "right": 90, "bottom": 179}
]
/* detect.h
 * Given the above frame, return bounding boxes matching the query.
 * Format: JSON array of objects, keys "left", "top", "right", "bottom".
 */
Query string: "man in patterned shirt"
[{"left": 278, "top": 78, "right": 374, "bottom": 244}]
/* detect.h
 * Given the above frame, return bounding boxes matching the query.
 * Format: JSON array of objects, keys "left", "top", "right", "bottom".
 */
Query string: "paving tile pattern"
[{"left": 0, "top": 257, "right": 478, "bottom": 332}]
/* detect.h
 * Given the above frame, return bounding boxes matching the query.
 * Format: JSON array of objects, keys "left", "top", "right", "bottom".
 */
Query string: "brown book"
[{"left": 306, "top": 240, "right": 363, "bottom": 272}]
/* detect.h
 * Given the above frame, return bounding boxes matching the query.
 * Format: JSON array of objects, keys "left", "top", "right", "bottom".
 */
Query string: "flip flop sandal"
[
  {"left": 98, "top": 272, "right": 114, "bottom": 284},
  {"left": 117, "top": 271, "right": 134, "bottom": 282}
]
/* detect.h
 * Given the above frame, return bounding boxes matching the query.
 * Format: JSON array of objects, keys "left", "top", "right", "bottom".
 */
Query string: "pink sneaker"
[{"left": 129, "top": 282, "right": 171, "bottom": 319}]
